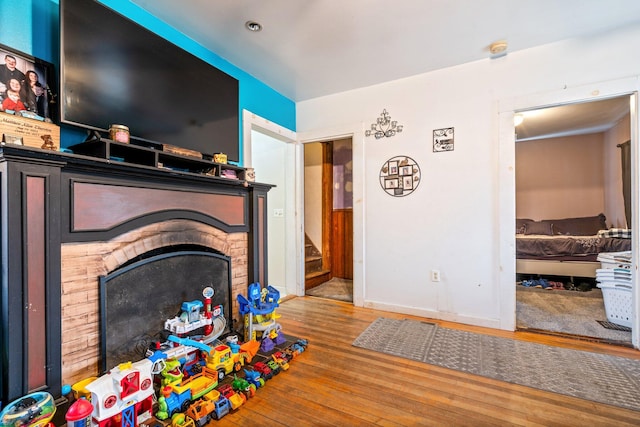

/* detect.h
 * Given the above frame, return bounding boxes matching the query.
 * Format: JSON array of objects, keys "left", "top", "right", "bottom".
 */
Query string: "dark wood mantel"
[{"left": 0, "top": 144, "right": 272, "bottom": 405}]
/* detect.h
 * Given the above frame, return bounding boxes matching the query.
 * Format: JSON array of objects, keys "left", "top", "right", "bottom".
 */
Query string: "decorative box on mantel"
[{"left": 162, "top": 143, "right": 203, "bottom": 159}]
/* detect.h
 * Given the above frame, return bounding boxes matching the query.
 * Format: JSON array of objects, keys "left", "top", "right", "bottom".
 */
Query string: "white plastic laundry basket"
[{"left": 598, "top": 283, "right": 633, "bottom": 328}]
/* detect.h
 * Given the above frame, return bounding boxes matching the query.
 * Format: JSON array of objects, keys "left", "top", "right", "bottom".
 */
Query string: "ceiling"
[
  {"left": 515, "top": 96, "right": 631, "bottom": 141},
  {"left": 128, "top": 0, "right": 638, "bottom": 139},
  {"left": 130, "top": 0, "right": 640, "bottom": 102}
]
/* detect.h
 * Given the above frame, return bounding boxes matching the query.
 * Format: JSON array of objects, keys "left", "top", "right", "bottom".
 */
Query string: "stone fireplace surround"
[
  {"left": 0, "top": 146, "right": 271, "bottom": 404},
  {"left": 61, "top": 219, "right": 248, "bottom": 386}
]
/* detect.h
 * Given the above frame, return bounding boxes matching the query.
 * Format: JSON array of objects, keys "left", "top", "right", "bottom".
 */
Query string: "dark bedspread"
[{"left": 516, "top": 235, "right": 631, "bottom": 261}]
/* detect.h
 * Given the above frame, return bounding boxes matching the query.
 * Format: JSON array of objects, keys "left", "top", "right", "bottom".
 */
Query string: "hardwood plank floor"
[{"left": 216, "top": 296, "right": 640, "bottom": 426}]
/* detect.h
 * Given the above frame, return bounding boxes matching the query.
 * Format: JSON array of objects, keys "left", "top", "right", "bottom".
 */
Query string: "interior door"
[{"left": 330, "top": 138, "right": 353, "bottom": 280}]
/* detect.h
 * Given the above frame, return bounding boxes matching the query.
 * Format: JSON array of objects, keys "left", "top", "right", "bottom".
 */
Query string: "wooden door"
[{"left": 331, "top": 208, "right": 353, "bottom": 279}]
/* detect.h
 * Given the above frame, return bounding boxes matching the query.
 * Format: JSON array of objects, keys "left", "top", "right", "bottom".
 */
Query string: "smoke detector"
[{"left": 489, "top": 40, "right": 508, "bottom": 58}]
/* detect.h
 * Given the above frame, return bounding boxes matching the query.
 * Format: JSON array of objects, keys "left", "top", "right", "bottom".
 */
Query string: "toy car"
[
  {"left": 217, "top": 384, "right": 246, "bottom": 410},
  {"left": 266, "top": 360, "right": 281, "bottom": 375},
  {"left": 274, "top": 350, "right": 293, "bottom": 363},
  {"left": 243, "top": 369, "right": 265, "bottom": 388},
  {"left": 252, "top": 362, "right": 273, "bottom": 380},
  {"left": 271, "top": 354, "right": 289, "bottom": 371},
  {"left": 232, "top": 375, "right": 256, "bottom": 399}
]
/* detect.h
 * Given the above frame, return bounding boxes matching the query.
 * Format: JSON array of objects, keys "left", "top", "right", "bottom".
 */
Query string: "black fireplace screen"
[{"left": 99, "top": 250, "right": 231, "bottom": 372}]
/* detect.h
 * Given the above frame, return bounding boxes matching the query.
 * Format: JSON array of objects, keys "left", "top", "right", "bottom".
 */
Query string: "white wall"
[
  {"left": 304, "top": 143, "right": 323, "bottom": 250},
  {"left": 296, "top": 23, "right": 640, "bottom": 328},
  {"left": 515, "top": 133, "right": 606, "bottom": 220}
]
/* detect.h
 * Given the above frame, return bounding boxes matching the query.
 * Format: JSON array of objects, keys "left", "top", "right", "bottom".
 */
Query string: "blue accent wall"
[{"left": 0, "top": 0, "right": 296, "bottom": 164}]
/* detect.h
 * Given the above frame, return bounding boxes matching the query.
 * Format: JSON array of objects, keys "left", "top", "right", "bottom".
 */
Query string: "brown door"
[
  {"left": 328, "top": 138, "right": 353, "bottom": 280},
  {"left": 331, "top": 208, "right": 353, "bottom": 279}
]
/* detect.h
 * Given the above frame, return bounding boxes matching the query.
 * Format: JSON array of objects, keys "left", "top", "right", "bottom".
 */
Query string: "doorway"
[
  {"left": 243, "top": 110, "right": 298, "bottom": 298},
  {"left": 513, "top": 95, "right": 633, "bottom": 344},
  {"left": 303, "top": 138, "right": 353, "bottom": 302}
]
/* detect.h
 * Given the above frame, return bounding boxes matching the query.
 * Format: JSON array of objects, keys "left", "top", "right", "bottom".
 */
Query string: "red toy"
[{"left": 65, "top": 398, "right": 93, "bottom": 427}]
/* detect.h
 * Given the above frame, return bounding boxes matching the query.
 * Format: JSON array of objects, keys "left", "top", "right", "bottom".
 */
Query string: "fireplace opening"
[{"left": 99, "top": 245, "right": 232, "bottom": 372}]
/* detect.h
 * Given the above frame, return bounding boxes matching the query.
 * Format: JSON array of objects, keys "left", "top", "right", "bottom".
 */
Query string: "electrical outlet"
[
  {"left": 273, "top": 208, "right": 284, "bottom": 217},
  {"left": 431, "top": 270, "right": 441, "bottom": 282}
]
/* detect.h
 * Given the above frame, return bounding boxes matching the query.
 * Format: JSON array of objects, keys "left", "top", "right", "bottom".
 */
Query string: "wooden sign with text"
[{"left": 0, "top": 112, "right": 60, "bottom": 150}]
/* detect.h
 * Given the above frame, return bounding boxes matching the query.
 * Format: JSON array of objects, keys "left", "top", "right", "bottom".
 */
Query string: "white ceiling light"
[
  {"left": 245, "top": 21, "right": 262, "bottom": 32},
  {"left": 514, "top": 114, "right": 524, "bottom": 126}
]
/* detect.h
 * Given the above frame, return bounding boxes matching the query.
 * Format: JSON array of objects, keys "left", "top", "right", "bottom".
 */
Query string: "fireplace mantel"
[{"left": 0, "top": 145, "right": 272, "bottom": 404}]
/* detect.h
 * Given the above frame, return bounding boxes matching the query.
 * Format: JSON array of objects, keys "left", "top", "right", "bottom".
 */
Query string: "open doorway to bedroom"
[{"left": 514, "top": 95, "right": 633, "bottom": 345}]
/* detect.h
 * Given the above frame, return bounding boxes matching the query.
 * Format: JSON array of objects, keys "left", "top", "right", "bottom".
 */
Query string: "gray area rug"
[{"left": 353, "top": 317, "right": 640, "bottom": 412}]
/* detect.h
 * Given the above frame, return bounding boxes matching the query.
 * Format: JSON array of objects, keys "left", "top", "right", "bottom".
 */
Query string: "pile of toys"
[{"left": 0, "top": 283, "right": 308, "bottom": 427}]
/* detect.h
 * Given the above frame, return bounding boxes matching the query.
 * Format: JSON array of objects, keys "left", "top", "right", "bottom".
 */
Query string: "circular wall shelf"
[{"left": 379, "top": 155, "right": 421, "bottom": 197}]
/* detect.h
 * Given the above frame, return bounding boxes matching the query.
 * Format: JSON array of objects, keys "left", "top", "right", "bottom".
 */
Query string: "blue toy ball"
[{"left": 61, "top": 384, "right": 72, "bottom": 396}]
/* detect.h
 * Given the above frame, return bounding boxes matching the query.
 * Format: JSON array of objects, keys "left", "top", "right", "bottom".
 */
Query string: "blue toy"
[
  {"left": 237, "top": 283, "right": 285, "bottom": 349},
  {"left": 243, "top": 369, "right": 265, "bottom": 388},
  {"left": 0, "top": 391, "right": 56, "bottom": 427}
]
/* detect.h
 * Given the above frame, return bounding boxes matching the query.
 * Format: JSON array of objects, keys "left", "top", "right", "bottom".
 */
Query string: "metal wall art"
[
  {"left": 365, "top": 109, "right": 403, "bottom": 139},
  {"left": 379, "top": 155, "right": 421, "bottom": 197},
  {"left": 433, "top": 127, "right": 454, "bottom": 152}
]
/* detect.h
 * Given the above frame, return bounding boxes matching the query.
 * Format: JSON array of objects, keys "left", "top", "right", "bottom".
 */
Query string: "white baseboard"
[{"left": 363, "top": 300, "right": 505, "bottom": 330}]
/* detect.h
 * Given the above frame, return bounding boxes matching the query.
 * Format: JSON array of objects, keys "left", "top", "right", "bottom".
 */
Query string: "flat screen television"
[{"left": 60, "top": 0, "right": 239, "bottom": 162}]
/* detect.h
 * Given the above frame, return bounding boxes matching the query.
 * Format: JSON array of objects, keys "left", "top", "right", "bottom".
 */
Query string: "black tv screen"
[{"left": 60, "top": 0, "right": 239, "bottom": 162}]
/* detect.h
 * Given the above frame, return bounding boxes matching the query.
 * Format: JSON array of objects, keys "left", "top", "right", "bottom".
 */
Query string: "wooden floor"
[{"left": 215, "top": 296, "right": 640, "bottom": 426}]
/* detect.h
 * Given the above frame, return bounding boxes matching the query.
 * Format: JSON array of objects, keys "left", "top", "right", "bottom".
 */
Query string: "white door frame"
[
  {"left": 297, "top": 123, "right": 365, "bottom": 306},
  {"left": 498, "top": 77, "right": 640, "bottom": 348},
  {"left": 242, "top": 110, "right": 299, "bottom": 296}
]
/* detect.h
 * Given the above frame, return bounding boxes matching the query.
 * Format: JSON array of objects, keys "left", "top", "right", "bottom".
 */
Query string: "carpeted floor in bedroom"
[{"left": 516, "top": 284, "right": 632, "bottom": 344}]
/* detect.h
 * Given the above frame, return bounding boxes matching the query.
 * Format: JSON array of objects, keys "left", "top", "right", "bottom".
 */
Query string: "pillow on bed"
[
  {"left": 523, "top": 220, "right": 553, "bottom": 235},
  {"left": 551, "top": 213, "right": 607, "bottom": 236},
  {"left": 516, "top": 218, "right": 533, "bottom": 234}
]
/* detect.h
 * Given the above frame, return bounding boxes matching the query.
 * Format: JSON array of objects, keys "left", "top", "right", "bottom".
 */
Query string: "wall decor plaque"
[{"left": 433, "top": 127, "right": 454, "bottom": 152}]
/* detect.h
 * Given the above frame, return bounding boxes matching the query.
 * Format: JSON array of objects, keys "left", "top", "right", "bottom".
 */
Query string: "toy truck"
[
  {"left": 232, "top": 375, "right": 256, "bottom": 399},
  {"left": 184, "top": 390, "right": 230, "bottom": 425},
  {"left": 243, "top": 369, "right": 265, "bottom": 388},
  {"left": 217, "top": 384, "right": 246, "bottom": 410},
  {"left": 205, "top": 343, "right": 247, "bottom": 380},
  {"left": 168, "top": 335, "right": 250, "bottom": 381}
]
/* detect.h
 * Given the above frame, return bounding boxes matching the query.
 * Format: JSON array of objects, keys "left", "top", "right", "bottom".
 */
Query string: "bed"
[{"left": 516, "top": 214, "right": 631, "bottom": 278}]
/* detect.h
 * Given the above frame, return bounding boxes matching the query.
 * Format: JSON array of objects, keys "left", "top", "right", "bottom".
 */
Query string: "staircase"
[{"left": 305, "top": 234, "right": 330, "bottom": 289}]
